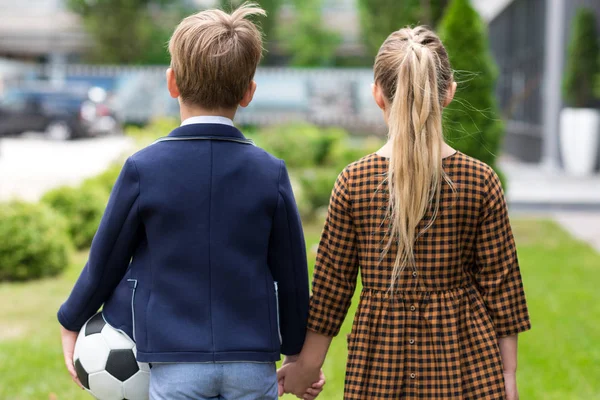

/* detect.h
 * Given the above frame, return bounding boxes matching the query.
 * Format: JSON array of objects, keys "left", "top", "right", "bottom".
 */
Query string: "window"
[{"left": 0, "top": 91, "right": 27, "bottom": 111}]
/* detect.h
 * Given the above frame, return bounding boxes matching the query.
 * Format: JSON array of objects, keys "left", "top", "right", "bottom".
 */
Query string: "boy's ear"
[
  {"left": 372, "top": 83, "right": 387, "bottom": 112},
  {"left": 166, "top": 68, "right": 180, "bottom": 99},
  {"left": 239, "top": 80, "right": 257, "bottom": 108}
]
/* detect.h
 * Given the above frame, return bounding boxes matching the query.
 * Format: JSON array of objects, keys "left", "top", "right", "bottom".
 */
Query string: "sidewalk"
[
  {"left": 0, "top": 136, "right": 134, "bottom": 202},
  {"left": 500, "top": 156, "right": 600, "bottom": 252},
  {"left": 500, "top": 157, "right": 600, "bottom": 211}
]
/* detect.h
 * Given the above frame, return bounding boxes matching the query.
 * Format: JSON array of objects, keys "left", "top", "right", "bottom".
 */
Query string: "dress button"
[
  {"left": 410, "top": 373, "right": 416, "bottom": 379},
  {"left": 412, "top": 271, "right": 417, "bottom": 277},
  {"left": 410, "top": 305, "right": 416, "bottom": 311},
  {"left": 409, "top": 339, "right": 415, "bottom": 344}
]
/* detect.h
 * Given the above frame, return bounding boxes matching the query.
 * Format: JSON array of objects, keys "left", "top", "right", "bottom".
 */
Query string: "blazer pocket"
[
  {"left": 274, "top": 282, "right": 282, "bottom": 345},
  {"left": 127, "top": 279, "right": 138, "bottom": 343}
]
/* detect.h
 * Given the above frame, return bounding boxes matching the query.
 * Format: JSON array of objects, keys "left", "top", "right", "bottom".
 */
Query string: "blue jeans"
[{"left": 149, "top": 362, "right": 278, "bottom": 400}]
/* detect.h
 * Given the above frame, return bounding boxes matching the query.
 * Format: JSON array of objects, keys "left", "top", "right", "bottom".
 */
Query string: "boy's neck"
[{"left": 180, "top": 104, "right": 237, "bottom": 122}]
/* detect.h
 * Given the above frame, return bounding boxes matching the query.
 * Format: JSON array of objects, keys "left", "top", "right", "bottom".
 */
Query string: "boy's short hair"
[{"left": 168, "top": 3, "right": 265, "bottom": 110}]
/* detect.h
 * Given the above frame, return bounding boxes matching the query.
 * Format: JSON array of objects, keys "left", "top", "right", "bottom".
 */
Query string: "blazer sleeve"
[
  {"left": 57, "top": 157, "right": 142, "bottom": 332},
  {"left": 474, "top": 168, "right": 531, "bottom": 338},
  {"left": 307, "top": 168, "right": 359, "bottom": 337},
  {"left": 267, "top": 161, "right": 310, "bottom": 356}
]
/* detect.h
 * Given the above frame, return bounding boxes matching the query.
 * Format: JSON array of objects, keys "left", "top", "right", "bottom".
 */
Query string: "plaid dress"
[{"left": 307, "top": 152, "right": 531, "bottom": 399}]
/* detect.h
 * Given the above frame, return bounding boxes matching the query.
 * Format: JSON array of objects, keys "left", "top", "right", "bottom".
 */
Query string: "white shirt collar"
[{"left": 180, "top": 116, "right": 234, "bottom": 127}]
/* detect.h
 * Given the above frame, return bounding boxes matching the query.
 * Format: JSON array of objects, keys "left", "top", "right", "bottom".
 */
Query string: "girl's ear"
[
  {"left": 166, "top": 68, "right": 180, "bottom": 99},
  {"left": 443, "top": 81, "right": 457, "bottom": 107},
  {"left": 372, "top": 83, "right": 387, "bottom": 112}
]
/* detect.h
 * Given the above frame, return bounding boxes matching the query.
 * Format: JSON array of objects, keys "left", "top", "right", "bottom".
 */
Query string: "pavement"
[
  {"left": 552, "top": 212, "right": 600, "bottom": 253},
  {"left": 0, "top": 135, "right": 134, "bottom": 202},
  {"left": 500, "top": 156, "right": 600, "bottom": 253},
  {"left": 500, "top": 157, "right": 600, "bottom": 211}
]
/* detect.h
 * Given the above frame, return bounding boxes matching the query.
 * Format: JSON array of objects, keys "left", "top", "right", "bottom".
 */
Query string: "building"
[
  {"left": 0, "top": 0, "right": 88, "bottom": 63},
  {"left": 479, "top": 0, "right": 600, "bottom": 166}
]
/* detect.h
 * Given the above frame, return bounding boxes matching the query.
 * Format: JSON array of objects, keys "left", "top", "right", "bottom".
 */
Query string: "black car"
[{"left": 0, "top": 86, "right": 119, "bottom": 140}]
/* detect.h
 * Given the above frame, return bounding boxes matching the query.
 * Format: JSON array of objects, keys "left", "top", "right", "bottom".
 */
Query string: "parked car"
[{"left": 0, "top": 85, "right": 119, "bottom": 140}]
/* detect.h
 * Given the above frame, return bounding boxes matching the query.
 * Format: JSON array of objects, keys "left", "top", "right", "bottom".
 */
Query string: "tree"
[
  {"left": 438, "top": 0, "right": 504, "bottom": 170},
  {"left": 563, "top": 8, "right": 600, "bottom": 108},
  {"left": 219, "top": 0, "right": 282, "bottom": 50},
  {"left": 279, "top": 0, "right": 341, "bottom": 67},
  {"left": 358, "top": 0, "right": 449, "bottom": 57},
  {"left": 68, "top": 0, "right": 186, "bottom": 64}
]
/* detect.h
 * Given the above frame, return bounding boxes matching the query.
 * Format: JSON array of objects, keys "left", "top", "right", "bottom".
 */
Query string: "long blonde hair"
[{"left": 374, "top": 26, "right": 454, "bottom": 289}]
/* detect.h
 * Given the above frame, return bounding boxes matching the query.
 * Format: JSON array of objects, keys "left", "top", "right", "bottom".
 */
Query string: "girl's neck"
[{"left": 376, "top": 141, "right": 457, "bottom": 159}]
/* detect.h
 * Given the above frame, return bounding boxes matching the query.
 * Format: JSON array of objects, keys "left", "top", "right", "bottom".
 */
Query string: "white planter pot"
[{"left": 560, "top": 108, "right": 600, "bottom": 176}]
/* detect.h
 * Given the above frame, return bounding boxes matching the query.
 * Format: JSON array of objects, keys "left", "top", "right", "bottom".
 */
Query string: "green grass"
[{"left": 0, "top": 219, "right": 599, "bottom": 399}]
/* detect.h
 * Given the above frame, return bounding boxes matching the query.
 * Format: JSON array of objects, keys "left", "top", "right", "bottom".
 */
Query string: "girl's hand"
[
  {"left": 504, "top": 372, "right": 519, "bottom": 400},
  {"left": 277, "top": 359, "right": 323, "bottom": 399},
  {"left": 60, "top": 326, "right": 83, "bottom": 389},
  {"left": 303, "top": 369, "right": 326, "bottom": 400}
]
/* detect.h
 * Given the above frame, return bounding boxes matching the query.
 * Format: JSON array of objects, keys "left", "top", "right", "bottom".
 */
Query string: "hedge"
[{"left": 0, "top": 202, "right": 72, "bottom": 282}]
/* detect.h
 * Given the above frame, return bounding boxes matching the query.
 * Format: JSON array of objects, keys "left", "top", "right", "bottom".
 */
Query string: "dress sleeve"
[
  {"left": 474, "top": 168, "right": 531, "bottom": 338},
  {"left": 307, "top": 168, "right": 359, "bottom": 337}
]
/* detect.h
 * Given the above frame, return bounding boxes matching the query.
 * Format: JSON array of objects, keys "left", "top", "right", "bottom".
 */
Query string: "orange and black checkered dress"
[{"left": 308, "top": 152, "right": 531, "bottom": 399}]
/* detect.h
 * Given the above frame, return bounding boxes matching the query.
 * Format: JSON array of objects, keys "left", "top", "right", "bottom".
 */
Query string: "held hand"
[
  {"left": 504, "top": 372, "right": 519, "bottom": 400},
  {"left": 278, "top": 355, "right": 300, "bottom": 396},
  {"left": 303, "top": 369, "right": 326, "bottom": 400},
  {"left": 60, "top": 326, "right": 83, "bottom": 389},
  {"left": 277, "top": 360, "right": 322, "bottom": 399}
]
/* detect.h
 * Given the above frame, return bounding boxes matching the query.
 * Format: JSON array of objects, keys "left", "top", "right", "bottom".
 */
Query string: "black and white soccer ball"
[{"left": 74, "top": 313, "right": 150, "bottom": 400}]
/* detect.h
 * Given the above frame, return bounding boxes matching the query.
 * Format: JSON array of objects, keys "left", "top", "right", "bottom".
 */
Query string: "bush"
[
  {"left": 126, "top": 118, "right": 179, "bottom": 147},
  {"left": 438, "top": 0, "right": 504, "bottom": 171},
  {"left": 255, "top": 123, "right": 350, "bottom": 168},
  {"left": 42, "top": 184, "right": 108, "bottom": 250},
  {"left": 326, "top": 135, "right": 383, "bottom": 170},
  {"left": 82, "top": 163, "right": 122, "bottom": 194},
  {"left": 298, "top": 168, "right": 341, "bottom": 214},
  {"left": 289, "top": 174, "right": 313, "bottom": 221},
  {"left": 563, "top": 8, "right": 600, "bottom": 108},
  {"left": 0, "top": 202, "right": 72, "bottom": 282}
]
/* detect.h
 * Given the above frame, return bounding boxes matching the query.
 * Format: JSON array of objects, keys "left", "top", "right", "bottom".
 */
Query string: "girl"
[{"left": 278, "top": 26, "right": 531, "bottom": 400}]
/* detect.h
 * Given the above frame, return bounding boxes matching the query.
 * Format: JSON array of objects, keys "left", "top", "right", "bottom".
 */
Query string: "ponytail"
[{"left": 376, "top": 28, "right": 453, "bottom": 290}]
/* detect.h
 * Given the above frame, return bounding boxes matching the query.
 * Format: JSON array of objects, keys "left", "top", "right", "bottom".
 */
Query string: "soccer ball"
[{"left": 74, "top": 313, "right": 150, "bottom": 400}]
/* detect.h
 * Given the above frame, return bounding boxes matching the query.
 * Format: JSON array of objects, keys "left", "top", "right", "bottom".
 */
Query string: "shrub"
[
  {"left": 126, "top": 117, "right": 179, "bottom": 147},
  {"left": 255, "top": 123, "right": 350, "bottom": 168},
  {"left": 289, "top": 174, "right": 313, "bottom": 221},
  {"left": 438, "top": 0, "right": 504, "bottom": 171},
  {"left": 298, "top": 168, "right": 340, "bottom": 213},
  {"left": 42, "top": 184, "right": 107, "bottom": 250},
  {"left": 82, "top": 162, "right": 122, "bottom": 194},
  {"left": 0, "top": 202, "right": 72, "bottom": 282},
  {"left": 563, "top": 8, "right": 600, "bottom": 108},
  {"left": 326, "top": 135, "right": 383, "bottom": 170}
]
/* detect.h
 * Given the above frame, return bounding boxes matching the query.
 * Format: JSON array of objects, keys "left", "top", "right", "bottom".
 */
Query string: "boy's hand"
[{"left": 60, "top": 326, "right": 83, "bottom": 389}]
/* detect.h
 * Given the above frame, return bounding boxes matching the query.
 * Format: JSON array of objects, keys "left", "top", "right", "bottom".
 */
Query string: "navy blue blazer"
[{"left": 58, "top": 123, "right": 310, "bottom": 363}]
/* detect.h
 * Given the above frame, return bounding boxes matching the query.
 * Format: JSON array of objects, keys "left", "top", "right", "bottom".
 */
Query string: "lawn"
[{"left": 0, "top": 219, "right": 599, "bottom": 399}]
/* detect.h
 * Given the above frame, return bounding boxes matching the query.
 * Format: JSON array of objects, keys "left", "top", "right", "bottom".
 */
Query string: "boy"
[{"left": 58, "top": 4, "right": 321, "bottom": 399}]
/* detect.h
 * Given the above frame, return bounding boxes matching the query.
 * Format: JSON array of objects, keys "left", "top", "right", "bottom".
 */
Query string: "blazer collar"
[{"left": 167, "top": 123, "right": 246, "bottom": 140}]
